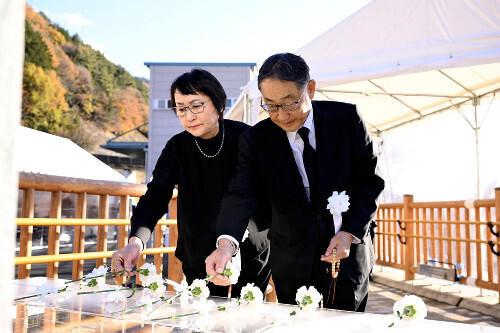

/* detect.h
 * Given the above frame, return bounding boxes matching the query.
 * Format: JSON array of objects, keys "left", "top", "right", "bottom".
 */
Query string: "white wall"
[{"left": 0, "top": 0, "right": 24, "bottom": 330}]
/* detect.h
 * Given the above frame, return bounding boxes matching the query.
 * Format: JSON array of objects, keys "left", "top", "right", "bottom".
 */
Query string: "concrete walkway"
[{"left": 366, "top": 265, "right": 500, "bottom": 328}]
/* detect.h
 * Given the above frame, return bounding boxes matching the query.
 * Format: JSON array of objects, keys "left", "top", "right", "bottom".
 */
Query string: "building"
[{"left": 144, "top": 62, "right": 257, "bottom": 181}]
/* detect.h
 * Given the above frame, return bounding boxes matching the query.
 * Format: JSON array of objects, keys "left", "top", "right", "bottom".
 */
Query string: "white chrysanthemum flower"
[
  {"left": 147, "top": 274, "right": 166, "bottom": 297},
  {"left": 136, "top": 294, "right": 157, "bottom": 312},
  {"left": 393, "top": 295, "right": 427, "bottom": 321},
  {"left": 223, "top": 260, "right": 240, "bottom": 285},
  {"left": 34, "top": 283, "right": 60, "bottom": 299},
  {"left": 102, "top": 286, "right": 126, "bottom": 303},
  {"left": 240, "top": 283, "right": 263, "bottom": 304},
  {"left": 295, "top": 286, "right": 322, "bottom": 311},
  {"left": 85, "top": 265, "right": 108, "bottom": 278},
  {"left": 326, "top": 191, "right": 350, "bottom": 216},
  {"left": 139, "top": 263, "right": 158, "bottom": 287},
  {"left": 82, "top": 265, "right": 109, "bottom": 288},
  {"left": 190, "top": 279, "right": 210, "bottom": 299}
]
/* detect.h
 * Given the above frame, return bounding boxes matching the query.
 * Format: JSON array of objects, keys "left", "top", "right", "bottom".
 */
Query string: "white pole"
[
  {"left": 0, "top": 0, "right": 25, "bottom": 331},
  {"left": 474, "top": 101, "right": 480, "bottom": 199}
]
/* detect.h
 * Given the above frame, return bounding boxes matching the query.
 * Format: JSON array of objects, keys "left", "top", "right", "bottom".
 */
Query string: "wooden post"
[
  {"left": 404, "top": 194, "right": 415, "bottom": 280},
  {"left": 18, "top": 188, "right": 34, "bottom": 279},
  {"left": 118, "top": 195, "right": 129, "bottom": 250},
  {"left": 154, "top": 223, "right": 164, "bottom": 275},
  {"left": 47, "top": 190, "right": 62, "bottom": 278},
  {"left": 96, "top": 194, "right": 109, "bottom": 268},
  {"left": 72, "top": 192, "right": 87, "bottom": 280},
  {"left": 115, "top": 195, "right": 129, "bottom": 285},
  {"left": 265, "top": 276, "right": 278, "bottom": 303},
  {"left": 495, "top": 187, "right": 500, "bottom": 303},
  {"left": 167, "top": 197, "right": 183, "bottom": 290}
]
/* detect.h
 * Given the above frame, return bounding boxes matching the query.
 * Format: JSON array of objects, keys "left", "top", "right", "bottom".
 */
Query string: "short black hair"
[
  {"left": 170, "top": 68, "right": 227, "bottom": 116},
  {"left": 257, "top": 53, "right": 310, "bottom": 91}
]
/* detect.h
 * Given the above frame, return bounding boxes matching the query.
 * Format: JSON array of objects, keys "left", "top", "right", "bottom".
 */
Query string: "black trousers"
[{"left": 274, "top": 238, "right": 369, "bottom": 312}]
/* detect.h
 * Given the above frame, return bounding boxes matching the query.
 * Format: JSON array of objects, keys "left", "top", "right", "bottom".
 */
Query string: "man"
[{"left": 206, "top": 53, "right": 384, "bottom": 311}]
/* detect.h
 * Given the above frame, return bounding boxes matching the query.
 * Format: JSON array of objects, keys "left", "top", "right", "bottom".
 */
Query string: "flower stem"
[
  {"left": 147, "top": 293, "right": 181, "bottom": 316},
  {"left": 65, "top": 269, "right": 132, "bottom": 284},
  {"left": 14, "top": 293, "right": 42, "bottom": 301},
  {"left": 151, "top": 310, "right": 201, "bottom": 321}
]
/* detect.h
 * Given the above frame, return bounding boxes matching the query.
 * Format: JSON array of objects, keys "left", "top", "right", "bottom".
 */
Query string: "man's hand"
[
  {"left": 111, "top": 236, "right": 143, "bottom": 276},
  {"left": 320, "top": 231, "right": 353, "bottom": 263},
  {"left": 205, "top": 239, "right": 233, "bottom": 286}
]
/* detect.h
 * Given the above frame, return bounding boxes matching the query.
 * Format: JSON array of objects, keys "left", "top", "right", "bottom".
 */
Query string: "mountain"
[{"left": 22, "top": 4, "right": 149, "bottom": 151}]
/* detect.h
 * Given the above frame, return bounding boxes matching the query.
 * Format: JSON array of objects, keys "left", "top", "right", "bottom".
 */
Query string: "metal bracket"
[
  {"left": 397, "top": 219, "right": 406, "bottom": 231},
  {"left": 487, "top": 241, "right": 500, "bottom": 256},
  {"left": 487, "top": 221, "right": 499, "bottom": 237},
  {"left": 397, "top": 233, "right": 406, "bottom": 245}
]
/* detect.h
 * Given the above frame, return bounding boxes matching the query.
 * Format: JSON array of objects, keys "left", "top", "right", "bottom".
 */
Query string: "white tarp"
[
  {"left": 297, "top": 0, "right": 500, "bottom": 133},
  {"left": 15, "top": 126, "right": 126, "bottom": 182},
  {"left": 232, "top": 0, "right": 500, "bottom": 201}
]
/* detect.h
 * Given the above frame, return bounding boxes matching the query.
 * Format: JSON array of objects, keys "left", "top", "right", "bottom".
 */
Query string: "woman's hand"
[{"left": 111, "top": 237, "right": 143, "bottom": 276}]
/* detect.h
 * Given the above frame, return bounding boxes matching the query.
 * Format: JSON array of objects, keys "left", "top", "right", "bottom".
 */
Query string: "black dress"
[{"left": 130, "top": 119, "right": 271, "bottom": 297}]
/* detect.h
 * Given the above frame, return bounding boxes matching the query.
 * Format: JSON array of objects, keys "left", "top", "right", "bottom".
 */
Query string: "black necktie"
[{"left": 297, "top": 127, "right": 317, "bottom": 203}]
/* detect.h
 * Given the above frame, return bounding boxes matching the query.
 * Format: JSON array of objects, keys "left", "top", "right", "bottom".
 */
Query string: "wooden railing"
[
  {"left": 15, "top": 172, "right": 183, "bottom": 284},
  {"left": 376, "top": 188, "right": 500, "bottom": 301}
]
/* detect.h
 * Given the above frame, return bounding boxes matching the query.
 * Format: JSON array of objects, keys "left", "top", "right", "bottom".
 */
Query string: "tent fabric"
[
  {"left": 295, "top": 0, "right": 500, "bottom": 133},
  {"left": 15, "top": 126, "right": 126, "bottom": 182}
]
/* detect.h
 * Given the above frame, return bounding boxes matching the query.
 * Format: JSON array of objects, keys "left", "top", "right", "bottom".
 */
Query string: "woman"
[{"left": 112, "top": 68, "right": 270, "bottom": 298}]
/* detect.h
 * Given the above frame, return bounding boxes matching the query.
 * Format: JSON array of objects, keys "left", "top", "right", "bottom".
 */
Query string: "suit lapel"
[{"left": 313, "top": 101, "right": 340, "bottom": 203}]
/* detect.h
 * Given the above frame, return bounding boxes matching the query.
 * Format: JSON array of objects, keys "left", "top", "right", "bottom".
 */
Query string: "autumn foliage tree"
[
  {"left": 22, "top": 63, "right": 70, "bottom": 134},
  {"left": 22, "top": 4, "right": 149, "bottom": 151}
]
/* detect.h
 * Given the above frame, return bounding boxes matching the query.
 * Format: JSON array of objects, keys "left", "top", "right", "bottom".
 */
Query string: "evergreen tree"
[{"left": 24, "top": 20, "right": 53, "bottom": 70}]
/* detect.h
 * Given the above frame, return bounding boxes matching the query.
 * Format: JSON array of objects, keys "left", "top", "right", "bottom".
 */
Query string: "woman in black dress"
[{"left": 112, "top": 69, "right": 270, "bottom": 298}]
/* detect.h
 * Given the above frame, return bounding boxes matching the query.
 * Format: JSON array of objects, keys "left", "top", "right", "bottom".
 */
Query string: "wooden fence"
[
  {"left": 15, "top": 172, "right": 182, "bottom": 285},
  {"left": 376, "top": 188, "right": 500, "bottom": 301},
  {"left": 15, "top": 173, "right": 499, "bottom": 303}
]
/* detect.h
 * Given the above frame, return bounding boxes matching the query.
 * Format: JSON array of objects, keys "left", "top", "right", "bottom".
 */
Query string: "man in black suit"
[{"left": 206, "top": 53, "right": 384, "bottom": 311}]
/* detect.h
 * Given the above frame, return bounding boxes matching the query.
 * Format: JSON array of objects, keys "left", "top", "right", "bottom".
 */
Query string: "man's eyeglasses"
[
  {"left": 260, "top": 91, "right": 305, "bottom": 112},
  {"left": 171, "top": 100, "right": 211, "bottom": 117}
]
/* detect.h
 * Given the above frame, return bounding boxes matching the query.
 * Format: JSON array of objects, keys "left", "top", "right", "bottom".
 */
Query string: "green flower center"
[
  {"left": 301, "top": 295, "right": 313, "bottom": 307},
  {"left": 87, "top": 278, "right": 98, "bottom": 287},
  {"left": 403, "top": 305, "right": 417, "bottom": 318},
  {"left": 243, "top": 291, "right": 255, "bottom": 302},
  {"left": 148, "top": 281, "right": 159, "bottom": 291},
  {"left": 222, "top": 268, "right": 232, "bottom": 277},
  {"left": 192, "top": 286, "right": 202, "bottom": 296}
]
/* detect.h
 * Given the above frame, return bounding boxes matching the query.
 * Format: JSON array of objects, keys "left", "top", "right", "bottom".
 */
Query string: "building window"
[{"left": 158, "top": 100, "right": 166, "bottom": 109}]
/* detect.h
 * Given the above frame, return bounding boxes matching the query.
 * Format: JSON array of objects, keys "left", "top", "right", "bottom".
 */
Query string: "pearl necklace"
[{"left": 194, "top": 121, "right": 225, "bottom": 158}]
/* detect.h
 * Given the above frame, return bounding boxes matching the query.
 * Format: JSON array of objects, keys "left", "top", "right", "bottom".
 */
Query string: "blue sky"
[{"left": 27, "top": 0, "right": 372, "bottom": 79}]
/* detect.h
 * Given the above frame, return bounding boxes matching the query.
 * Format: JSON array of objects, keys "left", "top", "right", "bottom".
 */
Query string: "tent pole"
[{"left": 474, "top": 100, "right": 480, "bottom": 199}]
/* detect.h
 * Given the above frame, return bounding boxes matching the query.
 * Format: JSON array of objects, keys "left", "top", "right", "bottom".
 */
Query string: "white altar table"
[{"left": 12, "top": 278, "right": 500, "bottom": 332}]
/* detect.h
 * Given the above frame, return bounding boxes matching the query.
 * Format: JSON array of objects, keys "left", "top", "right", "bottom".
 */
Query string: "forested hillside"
[{"left": 22, "top": 5, "right": 149, "bottom": 150}]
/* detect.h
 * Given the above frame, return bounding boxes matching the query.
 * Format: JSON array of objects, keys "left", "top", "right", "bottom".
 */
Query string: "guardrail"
[
  {"left": 16, "top": 172, "right": 182, "bottom": 285},
  {"left": 376, "top": 188, "right": 500, "bottom": 302}
]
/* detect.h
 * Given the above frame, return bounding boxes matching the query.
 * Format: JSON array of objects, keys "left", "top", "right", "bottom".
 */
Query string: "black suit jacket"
[{"left": 217, "top": 101, "right": 384, "bottom": 294}]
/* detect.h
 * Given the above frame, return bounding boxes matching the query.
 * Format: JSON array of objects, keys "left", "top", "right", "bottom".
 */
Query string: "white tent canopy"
[
  {"left": 15, "top": 126, "right": 126, "bottom": 182},
  {"left": 296, "top": 0, "right": 500, "bottom": 133}
]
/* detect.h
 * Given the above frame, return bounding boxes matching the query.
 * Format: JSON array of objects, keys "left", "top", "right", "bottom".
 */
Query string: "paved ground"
[{"left": 366, "top": 266, "right": 500, "bottom": 328}]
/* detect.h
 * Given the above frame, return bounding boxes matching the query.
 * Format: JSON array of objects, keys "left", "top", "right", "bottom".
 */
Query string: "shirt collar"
[{"left": 286, "top": 106, "right": 315, "bottom": 144}]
